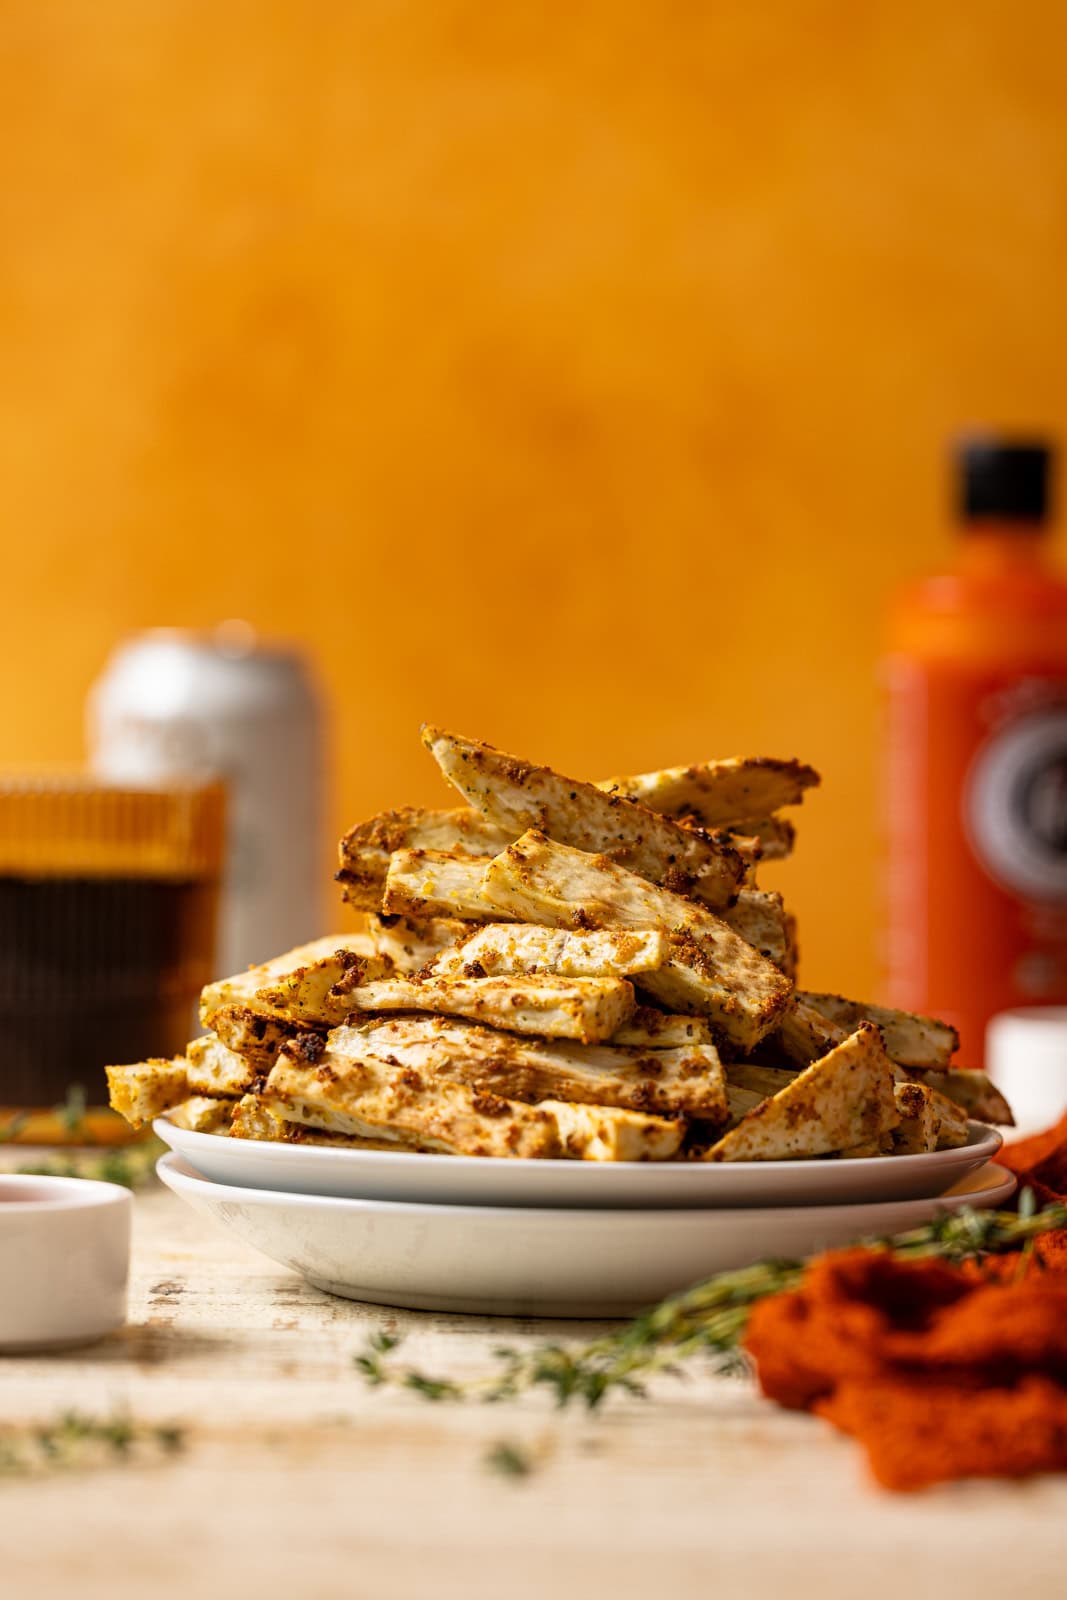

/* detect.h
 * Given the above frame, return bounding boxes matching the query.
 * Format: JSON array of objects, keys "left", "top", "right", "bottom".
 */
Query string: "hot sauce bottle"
[{"left": 884, "top": 439, "right": 1067, "bottom": 1067}]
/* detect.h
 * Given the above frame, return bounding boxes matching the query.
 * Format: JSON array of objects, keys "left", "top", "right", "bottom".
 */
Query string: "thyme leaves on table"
[
  {"left": 484, "top": 1441, "right": 534, "bottom": 1478},
  {"left": 0, "top": 1412, "right": 185, "bottom": 1480},
  {"left": 354, "top": 1197, "right": 1067, "bottom": 1411}
]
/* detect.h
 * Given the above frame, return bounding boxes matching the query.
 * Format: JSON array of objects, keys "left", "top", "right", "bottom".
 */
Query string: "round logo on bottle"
[{"left": 965, "top": 707, "right": 1067, "bottom": 900}]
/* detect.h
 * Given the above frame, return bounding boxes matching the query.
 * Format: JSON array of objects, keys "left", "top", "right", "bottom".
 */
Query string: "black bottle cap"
[{"left": 957, "top": 437, "right": 1052, "bottom": 524}]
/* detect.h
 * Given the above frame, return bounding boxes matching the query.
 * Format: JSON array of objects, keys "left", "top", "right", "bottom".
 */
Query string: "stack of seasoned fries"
[{"left": 107, "top": 728, "right": 1013, "bottom": 1163}]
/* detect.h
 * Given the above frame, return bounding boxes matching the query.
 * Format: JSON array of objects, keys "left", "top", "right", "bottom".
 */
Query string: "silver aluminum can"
[{"left": 87, "top": 624, "right": 325, "bottom": 974}]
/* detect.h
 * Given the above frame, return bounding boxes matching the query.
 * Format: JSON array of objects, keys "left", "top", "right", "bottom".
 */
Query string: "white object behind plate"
[
  {"left": 157, "top": 1152, "right": 1016, "bottom": 1318},
  {"left": 987, "top": 1006, "right": 1067, "bottom": 1137},
  {"left": 155, "top": 1117, "right": 1002, "bottom": 1210}
]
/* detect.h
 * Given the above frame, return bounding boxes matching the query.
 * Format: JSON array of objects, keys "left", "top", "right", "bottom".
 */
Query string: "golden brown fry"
[
  {"left": 775, "top": 997, "right": 848, "bottom": 1066},
  {"left": 423, "top": 726, "right": 744, "bottom": 909},
  {"left": 365, "top": 914, "right": 467, "bottom": 972},
  {"left": 596, "top": 757, "right": 820, "bottom": 827},
  {"left": 332, "top": 1016, "right": 727, "bottom": 1119},
  {"left": 345, "top": 973, "right": 636, "bottom": 1045},
  {"left": 540, "top": 1100, "right": 684, "bottom": 1162},
  {"left": 481, "top": 831, "right": 791, "bottom": 1050},
  {"left": 166, "top": 1095, "right": 233, "bottom": 1134},
  {"left": 200, "top": 936, "right": 381, "bottom": 1028},
  {"left": 611, "top": 1006, "right": 714, "bottom": 1049},
  {"left": 106, "top": 1058, "right": 190, "bottom": 1129},
  {"left": 185, "top": 1033, "right": 257, "bottom": 1097},
  {"left": 722, "top": 890, "right": 791, "bottom": 971},
  {"left": 430, "top": 924, "right": 670, "bottom": 981},
  {"left": 338, "top": 807, "right": 513, "bottom": 909},
  {"left": 207, "top": 1004, "right": 305, "bottom": 1069},
  {"left": 381, "top": 849, "right": 502, "bottom": 922},
  {"left": 229, "top": 1091, "right": 430, "bottom": 1150},
  {"left": 725, "top": 815, "right": 796, "bottom": 861},
  {"left": 706, "top": 1024, "right": 899, "bottom": 1161},
  {"left": 800, "top": 992, "right": 959, "bottom": 1070},
  {"left": 896, "top": 1066, "right": 1013, "bottom": 1127},
  {"left": 264, "top": 1046, "right": 561, "bottom": 1158}
]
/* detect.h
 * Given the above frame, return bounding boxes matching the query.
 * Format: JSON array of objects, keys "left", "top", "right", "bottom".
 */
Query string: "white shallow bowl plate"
[
  {"left": 154, "top": 1118, "right": 1003, "bottom": 1211},
  {"left": 158, "top": 1153, "right": 1016, "bottom": 1318}
]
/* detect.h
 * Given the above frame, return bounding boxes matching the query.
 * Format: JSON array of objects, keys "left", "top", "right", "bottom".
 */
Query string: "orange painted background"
[{"left": 2, "top": 2, "right": 1065, "bottom": 998}]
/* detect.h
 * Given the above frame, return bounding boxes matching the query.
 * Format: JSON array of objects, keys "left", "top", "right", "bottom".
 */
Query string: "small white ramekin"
[
  {"left": 0, "top": 1174, "right": 131, "bottom": 1353},
  {"left": 987, "top": 1007, "right": 1067, "bottom": 1139}
]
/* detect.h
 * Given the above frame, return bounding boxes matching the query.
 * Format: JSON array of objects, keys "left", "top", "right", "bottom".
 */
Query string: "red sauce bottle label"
[{"left": 885, "top": 660, "right": 1067, "bottom": 1066}]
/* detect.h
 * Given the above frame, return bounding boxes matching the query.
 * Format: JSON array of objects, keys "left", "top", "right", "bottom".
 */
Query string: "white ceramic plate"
[
  {"left": 157, "top": 1152, "right": 1016, "bottom": 1317},
  {"left": 154, "top": 1117, "right": 1003, "bottom": 1211}
]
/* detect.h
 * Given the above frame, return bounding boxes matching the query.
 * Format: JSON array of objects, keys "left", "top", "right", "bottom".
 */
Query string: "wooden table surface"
[{"left": 3, "top": 1180, "right": 1066, "bottom": 1600}]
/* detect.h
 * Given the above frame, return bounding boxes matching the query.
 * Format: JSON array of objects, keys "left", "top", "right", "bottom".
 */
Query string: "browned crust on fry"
[
  {"left": 422, "top": 725, "right": 744, "bottom": 910},
  {"left": 338, "top": 807, "right": 513, "bottom": 909}
]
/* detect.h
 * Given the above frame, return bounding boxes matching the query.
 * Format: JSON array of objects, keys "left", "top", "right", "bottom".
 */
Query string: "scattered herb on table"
[
  {"left": 0, "top": 1411, "right": 185, "bottom": 1479},
  {"left": 355, "top": 1198, "right": 1067, "bottom": 1410},
  {"left": 484, "top": 1440, "right": 534, "bottom": 1478}
]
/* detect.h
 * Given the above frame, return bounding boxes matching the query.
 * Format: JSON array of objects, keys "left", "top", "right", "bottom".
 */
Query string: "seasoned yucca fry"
[
  {"left": 265, "top": 1046, "right": 561, "bottom": 1158},
  {"left": 611, "top": 1007, "right": 714, "bottom": 1048},
  {"left": 782, "top": 911, "right": 799, "bottom": 982},
  {"left": 838, "top": 1136, "right": 895, "bottom": 1159},
  {"left": 896, "top": 1066, "right": 1013, "bottom": 1126},
  {"left": 423, "top": 726, "right": 744, "bottom": 910},
  {"left": 929, "top": 1088, "right": 971, "bottom": 1148},
  {"left": 200, "top": 935, "right": 379, "bottom": 1027},
  {"left": 230, "top": 1094, "right": 288, "bottom": 1141},
  {"left": 106, "top": 1058, "right": 190, "bottom": 1128},
  {"left": 338, "top": 807, "right": 513, "bottom": 909},
  {"left": 332, "top": 1016, "right": 727, "bottom": 1119},
  {"left": 481, "top": 831, "right": 791, "bottom": 1050},
  {"left": 800, "top": 992, "right": 959, "bottom": 1070},
  {"left": 134, "top": 719, "right": 1013, "bottom": 1167},
  {"left": 256, "top": 950, "right": 393, "bottom": 1026},
  {"left": 706, "top": 1024, "right": 899, "bottom": 1161},
  {"left": 166, "top": 1095, "right": 233, "bottom": 1134},
  {"left": 725, "top": 1085, "right": 766, "bottom": 1125},
  {"left": 430, "top": 924, "right": 669, "bottom": 981},
  {"left": 724, "top": 815, "right": 796, "bottom": 861},
  {"left": 890, "top": 1081, "right": 941, "bottom": 1154},
  {"left": 207, "top": 1005, "right": 305, "bottom": 1068},
  {"left": 365, "top": 914, "right": 466, "bottom": 972},
  {"left": 344, "top": 974, "right": 636, "bottom": 1045},
  {"left": 229, "top": 1091, "right": 429, "bottom": 1150},
  {"left": 597, "top": 756, "right": 820, "bottom": 828},
  {"left": 541, "top": 1100, "right": 684, "bottom": 1162},
  {"left": 890, "top": 1081, "right": 971, "bottom": 1153},
  {"left": 185, "top": 1033, "right": 257, "bottom": 1097},
  {"left": 725, "top": 1062, "right": 798, "bottom": 1097},
  {"left": 722, "top": 889, "right": 791, "bottom": 970},
  {"left": 381, "top": 849, "right": 502, "bottom": 922},
  {"left": 776, "top": 997, "right": 848, "bottom": 1066}
]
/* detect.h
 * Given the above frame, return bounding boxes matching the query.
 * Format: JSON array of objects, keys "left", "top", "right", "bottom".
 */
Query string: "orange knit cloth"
[{"left": 741, "top": 1114, "right": 1067, "bottom": 1491}]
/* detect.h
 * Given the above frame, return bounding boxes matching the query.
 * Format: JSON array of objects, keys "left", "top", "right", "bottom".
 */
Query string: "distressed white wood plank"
[{"left": 1, "top": 1182, "right": 1065, "bottom": 1600}]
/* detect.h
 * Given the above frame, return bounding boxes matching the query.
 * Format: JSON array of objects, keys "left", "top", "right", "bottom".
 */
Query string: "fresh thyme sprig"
[
  {"left": 55, "top": 1084, "right": 90, "bottom": 1140},
  {"left": 0, "top": 1112, "right": 29, "bottom": 1144},
  {"left": 15, "top": 1138, "right": 164, "bottom": 1191},
  {"left": 354, "top": 1198, "right": 1067, "bottom": 1411},
  {"left": 0, "top": 1411, "right": 185, "bottom": 1479}
]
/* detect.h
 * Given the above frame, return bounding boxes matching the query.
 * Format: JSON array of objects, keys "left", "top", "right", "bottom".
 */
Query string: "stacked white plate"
[
  {"left": 156, "top": 1120, "right": 1013, "bottom": 1318},
  {"left": 158, "top": 1120, "right": 1017, "bottom": 1318}
]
